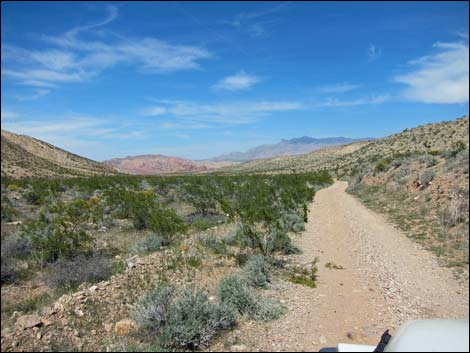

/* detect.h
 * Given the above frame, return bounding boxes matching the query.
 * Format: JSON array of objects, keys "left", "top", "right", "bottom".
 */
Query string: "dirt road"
[{"left": 224, "top": 181, "right": 469, "bottom": 351}]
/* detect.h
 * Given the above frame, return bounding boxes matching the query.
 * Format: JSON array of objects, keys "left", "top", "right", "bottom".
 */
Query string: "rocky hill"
[
  {"left": 1, "top": 129, "right": 116, "bottom": 178},
  {"left": 104, "top": 154, "right": 237, "bottom": 175},
  {"left": 222, "top": 116, "right": 469, "bottom": 175},
  {"left": 211, "top": 136, "right": 371, "bottom": 162}
]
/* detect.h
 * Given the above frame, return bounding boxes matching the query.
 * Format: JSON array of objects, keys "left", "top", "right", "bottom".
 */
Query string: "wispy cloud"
[
  {"left": 12, "top": 89, "right": 51, "bottom": 101},
  {"left": 367, "top": 44, "right": 381, "bottom": 61},
  {"left": 1, "top": 109, "right": 18, "bottom": 120},
  {"left": 142, "top": 99, "right": 304, "bottom": 126},
  {"left": 315, "top": 94, "right": 390, "bottom": 107},
  {"left": 394, "top": 38, "right": 469, "bottom": 104},
  {"left": 2, "top": 5, "right": 212, "bottom": 91},
  {"left": 220, "top": 2, "right": 290, "bottom": 37},
  {"left": 319, "top": 82, "right": 362, "bottom": 94},
  {"left": 212, "top": 71, "right": 261, "bottom": 91}
]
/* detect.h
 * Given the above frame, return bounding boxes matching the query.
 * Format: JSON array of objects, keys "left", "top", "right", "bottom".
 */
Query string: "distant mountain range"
[
  {"left": 104, "top": 136, "right": 371, "bottom": 175},
  {"left": 209, "top": 136, "right": 373, "bottom": 162},
  {"left": 2, "top": 129, "right": 373, "bottom": 177}
]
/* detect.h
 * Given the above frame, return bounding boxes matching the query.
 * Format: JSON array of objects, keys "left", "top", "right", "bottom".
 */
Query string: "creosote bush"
[{"left": 22, "top": 218, "right": 93, "bottom": 264}]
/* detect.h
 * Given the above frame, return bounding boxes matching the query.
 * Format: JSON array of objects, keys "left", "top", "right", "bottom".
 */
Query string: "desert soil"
[{"left": 214, "top": 181, "right": 469, "bottom": 351}]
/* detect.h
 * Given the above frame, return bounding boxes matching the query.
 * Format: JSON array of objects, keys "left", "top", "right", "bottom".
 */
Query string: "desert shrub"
[
  {"left": 182, "top": 180, "right": 218, "bottom": 216},
  {"left": 185, "top": 212, "right": 226, "bottom": 231},
  {"left": 22, "top": 184, "right": 52, "bottom": 205},
  {"left": 161, "top": 289, "right": 235, "bottom": 350},
  {"left": 419, "top": 170, "right": 435, "bottom": 185},
  {"left": 216, "top": 275, "right": 258, "bottom": 316},
  {"left": 451, "top": 140, "right": 467, "bottom": 155},
  {"left": 200, "top": 234, "right": 228, "bottom": 255},
  {"left": 1, "top": 257, "right": 21, "bottom": 284},
  {"left": 149, "top": 207, "right": 187, "bottom": 240},
  {"left": 191, "top": 218, "right": 214, "bottom": 231},
  {"left": 22, "top": 218, "right": 93, "bottom": 264},
  {"left": 253, "top": 297, "right": 286, "bottom": 322},
  {"left": 134, "top": 284, "right": 176, "bottom": 329},
  {"left": 223, "top": 229, "right": 239, "bottom": 246},
  {"left": 217, "top": 275, "right": 284, "bottom": 321},
  {"left": 241, "top": 255, "right": 272, "bottom": 288},
  {"left": 132, "top": 234, "right": 168, "bottom": 254},
  {"left": 417, "top": 154, "right": 439, "bottom": 167},
  {"left": 271, "top": 229, "right": 301, "bottom": 255},
  {"left": 61, "top": 197, "right": 104, "bottom": 224},
  {"left": 46, "top": 253, "right": 114, "bottom": 289},
  {"left": 374, "top": 158, "right": 392, "bottom": 174},
  {"left": 1, "top": 235, "right": 29, "bottom": 282},
  {"left": 287, "top": 259, "right": 319, "bottom": 288},
  {"left": 1, "top": 232, "right": 32, "bottom": 259},
  {"left": 439, "top": 195, "right": 469, "bottom": 227},
  {"left": 282, "top": 212, "right": 305, "bottom": 233},
  {"left": 134, "top": 285, "right": 235, "bottom": 350},
  {"left": 7, "top": 184, "right": 21, "bottom": 192},
  {"left": 442, "top": 140, "right": 468, "bottom": 159},
  {"left": 1, "top": 196, "right": 17, "bottom": 222}
]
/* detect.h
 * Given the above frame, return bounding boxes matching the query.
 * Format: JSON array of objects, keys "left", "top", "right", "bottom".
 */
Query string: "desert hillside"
[
  {"left": 222, "top": 116, "right": 469, "bottom": 175},
  {"left": 1, "top": 130, "right": 116, "bottom": 178},
  {"left": 104, "top": 154, "right": 238, "bottom": 175}
]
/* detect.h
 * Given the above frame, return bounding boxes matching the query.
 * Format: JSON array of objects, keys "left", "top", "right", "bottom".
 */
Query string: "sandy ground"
[{"left": 217, "top": 181, "right": 469, "bottom": 351}]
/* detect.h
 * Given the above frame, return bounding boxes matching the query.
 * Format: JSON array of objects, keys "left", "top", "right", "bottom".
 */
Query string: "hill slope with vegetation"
[
  {"left": 1, "top": 130, "right": 116, "bottom": 178},
  {"left": 225, "top": 116, "right": 469, "bottom": 270}
]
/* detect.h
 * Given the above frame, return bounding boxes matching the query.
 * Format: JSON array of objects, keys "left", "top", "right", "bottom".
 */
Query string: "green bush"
[
  {"left": 22, "top": 218, "right": 93, "bottom": 264},
  {"left": 374, "top": 158, "right": 392, "bottom": 174},
  {"left": 1, "top": 196, "right": 17, "bottom": 222},
  {"left": 22, "top": 188, "right": 45, "bottom": 205},
  {"left": 149, "top": 207, "right": 187, "bottom": 240}
]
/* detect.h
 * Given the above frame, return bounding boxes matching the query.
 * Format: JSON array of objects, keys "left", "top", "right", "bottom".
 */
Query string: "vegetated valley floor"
[
  {"left": 211, "top": 181, "right": 469, "bottom": 351},
  {"left": 2, "top": 181, "right": 468, "bottom": 352}
]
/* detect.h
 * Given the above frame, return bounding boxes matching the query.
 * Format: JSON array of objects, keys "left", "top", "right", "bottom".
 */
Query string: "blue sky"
[{"left": 1, "top": 1, "right": 468, "bottom": 161}]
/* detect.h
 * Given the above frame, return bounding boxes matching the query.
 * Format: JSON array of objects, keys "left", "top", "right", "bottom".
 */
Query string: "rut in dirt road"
[{"left": 219, "top": 181, "right": 469, "bottom": 351}]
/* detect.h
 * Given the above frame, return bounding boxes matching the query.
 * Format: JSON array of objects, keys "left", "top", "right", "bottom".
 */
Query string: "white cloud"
[
  {"left": 367, "top": 44, "right": 381, "bottom": 61},
  {"left": 213, "top": 71, "right": 261, "bottom": 91},
  {"left": 142, "top": 99, "right": 303, "bottom": 126},
  {"left": 1, "top": 110, "right": 18, "bottom": 120},
  {"left": 319, "top": 82, "right": 362, "bottom": 94},
  {"left": 394, "top": 39, "right": 469, "bottom": 104},
  {"left": 316, "top": 94, "right": 390, "bottom": 107},
  {"left": 2, "top": 6, "right": 212, "bottom": 90}
]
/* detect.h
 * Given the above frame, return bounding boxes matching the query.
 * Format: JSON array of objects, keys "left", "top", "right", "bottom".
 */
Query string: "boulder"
[{"left": 16, "top": 314, "right": 42, "bottom": 330}]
